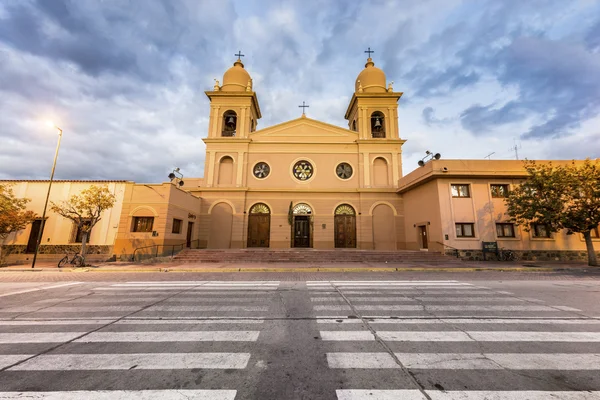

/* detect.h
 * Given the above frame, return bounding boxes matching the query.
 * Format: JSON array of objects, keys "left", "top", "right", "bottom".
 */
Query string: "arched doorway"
[
  {"left": 372, "top": 204, "right": 396, "bottom": 250},
  {"left": 247, "top": 203, "right": 270, "bottom": 248},
  {"left": 208, "top": 202, "right": 233, "bottom": 248},
  {"left": 334, "top": 204, "right": 356, "bottom": 248},
  {"left": 292, "top": 203, "right": 312, "bottom": 248}
]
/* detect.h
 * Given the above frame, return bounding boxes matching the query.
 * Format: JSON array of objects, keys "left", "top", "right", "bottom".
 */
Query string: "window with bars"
[
  {"left": 532, "top": 223, "right": 551, "bottom": 238},
  {"left": 455, "top": 223, "right": 475, "bottom": 237},
  {"left": 172, "top": 218, "right": 183, "bottom": 234},
  {"left": 491, "top": 184, "right": 509, "bottom": 198},
  {"left": 451, "top": 184, "right": 470, "bottom": 198},
  {"left": 496, "top": 223, "right": 515, "bottom": 238},
  {"left": 132, "top": 217, "right": 154, "bottom": 232}
]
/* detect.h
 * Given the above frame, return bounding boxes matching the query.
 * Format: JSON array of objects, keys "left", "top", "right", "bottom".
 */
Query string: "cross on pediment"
[{"left": 298, "top": 101, "right": 309, "bottom": 115}]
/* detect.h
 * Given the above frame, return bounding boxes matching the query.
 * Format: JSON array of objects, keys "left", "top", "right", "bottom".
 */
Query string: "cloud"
[{"left": 0, "top": 0, "right": 599, "bottom": 183}]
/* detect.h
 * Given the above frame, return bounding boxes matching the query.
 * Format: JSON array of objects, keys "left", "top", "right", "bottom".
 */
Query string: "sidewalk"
[{"left": 0, "top": 259, "right": 597, "bottom": 273}]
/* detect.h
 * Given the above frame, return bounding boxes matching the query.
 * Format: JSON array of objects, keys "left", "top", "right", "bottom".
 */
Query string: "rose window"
[
  {"left": 336, "top": 163, "right": 353, "bottom": 179},
  {"left": 293, "top": 160, "right": 314, "bottom": 181},
  {"left": 253, "top": 162, "right": 270, "bottom": 179}
]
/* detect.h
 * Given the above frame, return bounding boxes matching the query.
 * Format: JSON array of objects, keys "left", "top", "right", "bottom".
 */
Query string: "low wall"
[
  {"left": 1, "top": 244, "right": 114, "bottom": 266},
  {"left": 446, "top": 249, "right": 600, "bottom": 262}
]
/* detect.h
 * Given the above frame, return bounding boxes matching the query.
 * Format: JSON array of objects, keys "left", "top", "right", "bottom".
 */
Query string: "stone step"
[{"left": 172, "top": 249, "right": 464, "bottom": 264}]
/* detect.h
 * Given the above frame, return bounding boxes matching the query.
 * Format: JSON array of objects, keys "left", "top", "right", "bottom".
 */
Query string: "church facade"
[{"left": 1, "top": 55, "right": 597, "bottom": 263}]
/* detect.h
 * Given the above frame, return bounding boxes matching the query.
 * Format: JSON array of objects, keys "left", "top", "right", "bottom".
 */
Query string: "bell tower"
[
  {"left": 344, "top": 49, "right": 406, "bottom": 187},
  {"left": 205, "top": 53, "right": 262, "bottom": 139},
  {"left": 203, "top": 53, "right": 262, "bottom": 188}
]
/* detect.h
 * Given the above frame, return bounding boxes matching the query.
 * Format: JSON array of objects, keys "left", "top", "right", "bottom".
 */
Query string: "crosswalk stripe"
[
  {"left": 336, "top": 390, "right": 600, "bottom": 400},
  {"left": 0, "top": 390, "right": 237, "bottom": 400},
  {"left": 336, "top": 390, "right": 425, "bottom": 400},
  {"left": 0, "top": 318, "right": 266, "bottom": 326},
  {"left": 0, "top": 282, "right": 83, "bottom": 298},
  {"left": 0, "top": 332, "right": 86, "bottom": 343},
  {"left": 10, "top": 353, "right": 251, "bottom": 370},
  {"left": 313, "top": 305, "right": 577, "bottom": 311},
  {"left": 311, "top": 290, "right": 494, "bottom": 295},
  {"left": 0, "top": 355, "right": 32, "bottom": 369},
  {"left": 327, "top": 352, "right": 600, "bottom": 370},
  {"left": 317, "top": 318, "right": 600, "bottom": 324},
  {"left": 76, "top": 331, "right": 260, "bottom": 342},
  {"left": 310, "top": 297, "right": 526, "bottom": 302},
  {"left": 307, "top": 280, "right": 463, "bottom": 285},
  {"left": 320, "top": 331, "right": 600, "bottom": 341},
  {"left": 145, "top": 306, "right": 269, "bottom": 311},
  {"left": 307, "top": 283, "right": 472, "bottom": 287}
]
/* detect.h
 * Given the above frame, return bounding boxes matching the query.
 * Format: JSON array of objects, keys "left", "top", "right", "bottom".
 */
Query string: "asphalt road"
[{"left": 0, "top": 275, "right": 599, "bottom": 399}]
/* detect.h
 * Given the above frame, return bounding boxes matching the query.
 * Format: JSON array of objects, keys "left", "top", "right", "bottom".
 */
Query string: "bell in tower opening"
[
  {"left": 371, "top": 111, "right": 385, "bottom": 138},
  {"left": 222, "top": 110, "right": 237, "bottom": 137}
]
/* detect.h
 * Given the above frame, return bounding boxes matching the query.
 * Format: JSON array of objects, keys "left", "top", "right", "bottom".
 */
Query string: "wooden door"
[
  {"left": 293, "top": 216, "right": 310, "bottom": 248},
  {"left": 247, "top": 214, "right": 270, "bottom": 247},
  {"left": 186, "top": 222, "right": 193, "bottom": 247},
  {"left": 335, "top": 215, "right": 356, "bottom": 248},
  {"left": 419, "top": 225, "right": 428, "bottom": 249},
  {"left": 26, "top": 219, "right": 44, "bottom": 253}
]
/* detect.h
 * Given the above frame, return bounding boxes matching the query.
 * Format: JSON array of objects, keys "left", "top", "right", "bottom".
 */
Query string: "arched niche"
[
  {"left": 373, "top": 157, "right": 389, "bottom": 187},
  {"left": 218, "top": 156, "right": 234, "bottom": 185},
  {"left": 371, "top": 111, "right": 385, "bottom": 138},
  {"left": 372, "top": 203, "right": 396, "bottom": 250},
  {"left": 208, "top": 202, "right": 233, "bottom": 249}
]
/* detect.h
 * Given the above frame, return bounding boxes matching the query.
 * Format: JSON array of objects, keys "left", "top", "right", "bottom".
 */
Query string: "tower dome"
[
  {"left": 221, "top": 59, "right": 252, "bottom": 92},
  {"left": 355, "top": 58, "right": 386, "bottom": 93}
]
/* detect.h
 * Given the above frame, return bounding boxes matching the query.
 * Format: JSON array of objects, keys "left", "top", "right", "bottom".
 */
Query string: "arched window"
[
  {"left": 250, "top": 203, "right": 270, "bottom": 214},
  {"left": 371, "top": 111, "right": 385, "bottom": 138},
  {"left": 335, "top": 204, "right": 355, "bottom": 215},
  {"left": 222, "top": 110, "right": 237, "bottom": 137}
]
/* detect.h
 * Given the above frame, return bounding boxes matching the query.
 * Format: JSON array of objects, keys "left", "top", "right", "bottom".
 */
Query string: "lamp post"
[{"left": 31, "top": 122, "right": 63, "bottom": 269}]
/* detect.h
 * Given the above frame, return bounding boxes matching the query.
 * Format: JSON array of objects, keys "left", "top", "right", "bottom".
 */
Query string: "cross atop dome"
[
  {"left": 364, "top": 47, "right": 374, "bottom": 58},
  {"left": 235, "top": 50, "right": 245, "bottom": 61}
]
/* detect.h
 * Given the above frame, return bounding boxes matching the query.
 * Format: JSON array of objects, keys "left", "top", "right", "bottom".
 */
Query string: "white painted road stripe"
[
  {"left": 311, "top": 290, "right": 493, "bottom": 295},
  {"left": 320, "top": 331, "right": 600, "bottom": 342},
  {"left": 310, "top": 297, "right": 525, "bottom": 302},
  {"left": 4, "top": 306, "right": 141, "bottom": 313},
  {"left": 0, "top": 355, "right": 33, "bottom": 369},
  {"left": 0, "top": 332, "right": 86, "bottom": 343},
  {"left": 336, "top": 390, "right": 426, "bottom": 400},
  {"left": 0, "top": 318, "right": 265, "bottom": 325},
  {"left": 146, "top": 306, "right": 269, "bottom": 311},
  {"left": 76, "top": 331, "right": 260, "bottom": 342},
  {"left": 308, "top": 283, "right": 472, "bottom": 287},
  {"left": 336, "top": 390, "right": 600, "bottom": 400},
  {"left": 0, "top": 282, "right": 83, "bottom": 298},
  {"left": 11, "top": 353, "right": 251, "bottom": 370},
  {"left": 0, "top": 390, "right": 237, "bottom": 400},
  {"left": 317, "top": 318, "right": 600, "bottom": 324},
  {"left": 327, "top": 352, "right": 600, "bottom": 370},
  {"left": 313, "top": 305, "right": 577, "bottom": 311}
]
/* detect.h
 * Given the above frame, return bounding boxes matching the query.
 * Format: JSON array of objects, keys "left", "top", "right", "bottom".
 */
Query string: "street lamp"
[{"left": 31, "top": 121, "right": 63, "bottom": 269}]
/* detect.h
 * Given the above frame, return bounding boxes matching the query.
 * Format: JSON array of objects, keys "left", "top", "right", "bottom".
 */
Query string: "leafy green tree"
[
  {"left": 50, "top": 185, "right": 116, "bottom": 265},
  {"left": 505, "top": 159, "right": 600, "bottom": 266},
  {"left": 0, "top": 184, "right": 37, "bottom": 265}
]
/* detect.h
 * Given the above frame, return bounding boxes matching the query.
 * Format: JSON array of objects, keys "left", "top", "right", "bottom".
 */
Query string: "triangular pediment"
[{"left": 250, "top": 116, "right": 358, "bottom": 143}]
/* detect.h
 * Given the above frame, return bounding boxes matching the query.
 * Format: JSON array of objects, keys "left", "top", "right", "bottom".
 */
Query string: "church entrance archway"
[
  {"left": 247, "top": 203, "right": 270, "bottom": 248},
  {"left": 372, "top": 204, "right": 396, "bottom": 250},
  {"left": 334, "top": 204, "right": 356, "bottom": 248},
  {"left": 292, "top": 203, "right": 312, "bottom": 248},
  {"left": 208, "top": 202, "right": 233, "bottom": 248}
]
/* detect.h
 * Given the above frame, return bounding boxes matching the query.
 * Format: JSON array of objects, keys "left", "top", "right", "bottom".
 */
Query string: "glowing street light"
[{"left": 31, "top": 121, "right": 64, "bottom": 269}]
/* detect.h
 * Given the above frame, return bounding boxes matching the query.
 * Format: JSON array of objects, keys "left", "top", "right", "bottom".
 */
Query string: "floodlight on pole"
[
  {"left": 31, "top": 122, "right": 63, "bottom": 269},
  {"left": 418, "top": 150, "right": 441, "bottom": 167}
]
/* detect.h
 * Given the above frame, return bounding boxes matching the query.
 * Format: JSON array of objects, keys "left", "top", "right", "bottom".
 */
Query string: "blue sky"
[{"left": 1, "top": 0, "right": 599, "bottom": 182}]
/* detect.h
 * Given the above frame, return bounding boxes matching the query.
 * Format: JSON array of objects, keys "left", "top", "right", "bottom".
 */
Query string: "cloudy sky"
[{"left": 1, "top": 0, "right": 599, "bottom": 183}]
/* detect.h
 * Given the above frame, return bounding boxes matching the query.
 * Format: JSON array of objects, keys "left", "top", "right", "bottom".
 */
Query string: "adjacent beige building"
[{"left": 2, "top": 55, "right": 597, "bottom": 262}]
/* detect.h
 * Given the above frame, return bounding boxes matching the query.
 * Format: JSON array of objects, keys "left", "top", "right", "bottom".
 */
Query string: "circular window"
[
  {"left": 293, "top": 160, "right": 314, "bottom": 181},
  {"left": 336, "top": 163, "right": 353, "bottom": 179},
  {"left": 253, "top": 162, "right": 270, "bottom": 179}
]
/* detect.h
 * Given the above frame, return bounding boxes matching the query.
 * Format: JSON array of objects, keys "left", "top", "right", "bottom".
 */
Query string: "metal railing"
[
  {"left": 434, "top": 241, "right": 460, "bottom": 258},
  {"left": 132, "top": 239, "right": 200, "bottom": 262}
]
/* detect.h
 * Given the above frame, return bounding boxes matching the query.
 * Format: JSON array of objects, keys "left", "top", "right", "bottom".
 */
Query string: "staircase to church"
[{"left": 173, "top": 248, "right": 464, "bottom": 265}]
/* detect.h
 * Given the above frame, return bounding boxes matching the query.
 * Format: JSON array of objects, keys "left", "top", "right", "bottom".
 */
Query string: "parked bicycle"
[
  {"left": 58, "top": 252, "right": 84, "bottom": 268},
  {"left": 498, "top": 248, "right": 521, "bottom": 262}
]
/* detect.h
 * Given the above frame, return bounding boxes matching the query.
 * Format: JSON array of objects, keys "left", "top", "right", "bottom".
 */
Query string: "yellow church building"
[{"left": 1, "top": 55, "right": 597, "bottom": 264}]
